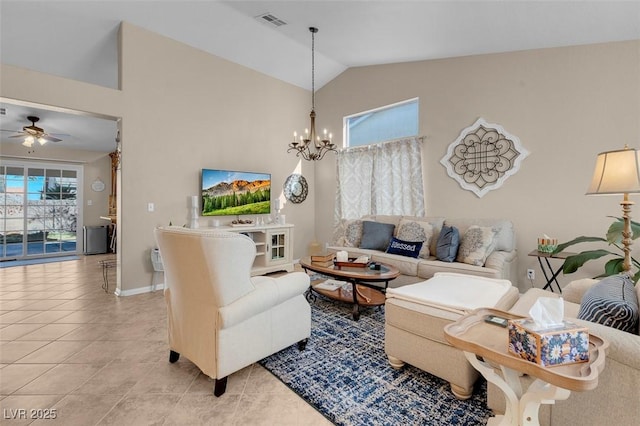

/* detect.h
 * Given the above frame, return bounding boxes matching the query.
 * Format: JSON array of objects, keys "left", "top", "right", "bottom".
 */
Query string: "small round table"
[{"left": 299, "top": 257, "right": 400, "bottom": 320}]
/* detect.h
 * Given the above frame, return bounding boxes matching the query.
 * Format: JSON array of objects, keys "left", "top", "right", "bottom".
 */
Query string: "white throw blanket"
[{"left": 386, "top": 272, "right": 512, "bottom": 313}]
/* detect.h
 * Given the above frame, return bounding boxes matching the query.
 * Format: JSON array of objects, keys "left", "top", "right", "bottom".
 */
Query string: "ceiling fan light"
[
  {"left": 38, "top": 137, "right": 47, "bottom": 145},
  {"left": 22, "top": 136, "right": 34, "bottom": 147}
]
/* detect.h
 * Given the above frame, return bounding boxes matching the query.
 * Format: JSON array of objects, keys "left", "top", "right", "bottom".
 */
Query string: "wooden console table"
[{"left": 444, "top": 308, "right": 607, "bottom": 426}]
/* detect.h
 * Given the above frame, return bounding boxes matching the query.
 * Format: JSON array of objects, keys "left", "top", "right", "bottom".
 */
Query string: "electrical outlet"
[{"left": 527, "top": 269, "right": 535, "bottom": 280}]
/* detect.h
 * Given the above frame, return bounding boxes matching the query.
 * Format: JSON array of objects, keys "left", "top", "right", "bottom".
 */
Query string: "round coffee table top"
[{"left": 299, "top": 257, "right": 400, "bottom": 282}]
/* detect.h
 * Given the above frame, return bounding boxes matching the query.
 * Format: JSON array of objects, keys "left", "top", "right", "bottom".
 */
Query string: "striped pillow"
[{"left": 578, "top": 274, "right": 639, "bottom": 334}]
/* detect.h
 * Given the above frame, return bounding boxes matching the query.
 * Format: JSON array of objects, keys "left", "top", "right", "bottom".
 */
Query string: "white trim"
[{"left": 115, "top": 282, "right": 165, "bottom": 297}]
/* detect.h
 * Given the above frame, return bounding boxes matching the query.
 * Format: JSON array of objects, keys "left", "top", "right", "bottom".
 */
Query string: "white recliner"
[{"left": 154, "top": 226, "right": 311, "bottom": 396}]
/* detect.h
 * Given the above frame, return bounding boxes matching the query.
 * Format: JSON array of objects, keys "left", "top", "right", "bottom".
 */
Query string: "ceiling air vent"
[
  {"left": 256, "top": 13, "right": 287, "bottom": 27},
  {"left": 0, "top": 107, "right": 6, "bottom": 116}
]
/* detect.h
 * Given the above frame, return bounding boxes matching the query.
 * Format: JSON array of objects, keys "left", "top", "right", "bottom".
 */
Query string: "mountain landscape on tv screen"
[{"left": 202, "top": 179, "right": 271, "bottom": 216}]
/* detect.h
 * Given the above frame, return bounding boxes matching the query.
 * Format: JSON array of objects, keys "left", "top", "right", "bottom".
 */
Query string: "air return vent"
[{"left": 256, "top": 13, "right": 287, "bottom": 27}]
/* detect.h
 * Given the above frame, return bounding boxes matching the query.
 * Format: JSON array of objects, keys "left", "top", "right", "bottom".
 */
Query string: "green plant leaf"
[
  {"left": 606, "top": 216, "right": 640, "bottom": 241},
  {"left": 603, "top": 258, "right": 625, "bottom": 276},
  {"left": 553, "top": 236, "right": 606, "bottom": 255},
  {"left": 562, "top": 249, "right": 617, "bottom": 274}
]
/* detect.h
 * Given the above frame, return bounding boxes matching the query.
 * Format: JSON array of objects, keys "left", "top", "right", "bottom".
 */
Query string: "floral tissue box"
[{"left": 508, "top": 319, "right": 589, "bottom": 367}]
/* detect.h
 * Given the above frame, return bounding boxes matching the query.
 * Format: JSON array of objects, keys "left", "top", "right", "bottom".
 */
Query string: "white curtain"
[{"left": 335, "top": 137, "right": 425, "bottom": 220}]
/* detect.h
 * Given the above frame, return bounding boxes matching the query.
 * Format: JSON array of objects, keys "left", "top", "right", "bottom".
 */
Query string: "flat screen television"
[{"left": 201, "top": 169, "right": 271, "bottom": 216}]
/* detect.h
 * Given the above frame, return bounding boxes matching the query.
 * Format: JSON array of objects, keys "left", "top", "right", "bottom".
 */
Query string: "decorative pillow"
[
  {"left": 386, "top": 237, "right": 423, "bottom": 258},
  {"left": 359, "top": 221, "right": 396, "bottom": 251},
  {"left": 435, "top": 225, "right": 459, "bottom": 262},
  {"left": 456, "top": 225, "right": 497, "bottom": 266},
  {"left": 332, "top": 219, "right": 363, "bottom": 247},
  {"left": 396, "top": 220, "right": 434, "bottom": 259},
  {"left": 578, "top": 274, "right": 639, "bottom": 334}
]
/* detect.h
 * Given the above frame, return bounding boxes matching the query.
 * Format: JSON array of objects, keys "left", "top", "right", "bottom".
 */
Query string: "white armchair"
[{"left": 154, "top": 226, "right": 311, "bottom": 396}]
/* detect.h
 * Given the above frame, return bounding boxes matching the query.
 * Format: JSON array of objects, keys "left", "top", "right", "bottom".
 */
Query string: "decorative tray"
[{"left": 334, "top": 258, "right": 369, "bottom": 268}]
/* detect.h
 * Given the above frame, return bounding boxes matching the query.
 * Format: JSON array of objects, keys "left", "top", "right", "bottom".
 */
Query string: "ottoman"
[{"left": 384, "top": 272, "right": 519, "bottom": 399}]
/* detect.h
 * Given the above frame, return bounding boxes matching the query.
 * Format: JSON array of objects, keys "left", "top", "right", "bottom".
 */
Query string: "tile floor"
[{"left": 0, "top": 254, "right": 330, "bottom": 425}]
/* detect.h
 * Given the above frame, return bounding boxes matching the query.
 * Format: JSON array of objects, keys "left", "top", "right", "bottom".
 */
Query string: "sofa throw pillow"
[
  {"left": 456, "top": 225, "right": 497, "bottom": 266},
  {"left": 436, "top": 225, "right": 459, "bottom": 262},
  {"left": 578, "top": 274, "right": 639, "bottom": 334},
  {"left": 332, "top": 219, "right": 363, "bottom": 247},
  {"left": 359, "top": 221, "right": 396, "bottom": 251},
  {"left": 386, "top": 237, "right": 423, "bottom": 258},
  {"left": 397, "top": 220, "right": 434, "bottom": 258}
]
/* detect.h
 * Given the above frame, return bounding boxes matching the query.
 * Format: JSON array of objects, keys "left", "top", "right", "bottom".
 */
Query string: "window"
[
  {"left": 344, "top": 98, "right": 419, "bottom": 147},
  {"left": 1, "top": 161, "right": 81, "bottom": 260}
]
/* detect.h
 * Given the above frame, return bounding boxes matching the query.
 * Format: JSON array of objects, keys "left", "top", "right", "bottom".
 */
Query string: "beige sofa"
[
  {"left": 488, "top": 279, "right": 640, "bottom": 425},
  {"left": 328, "top": 215, "right": 517, "bottom": 286}
]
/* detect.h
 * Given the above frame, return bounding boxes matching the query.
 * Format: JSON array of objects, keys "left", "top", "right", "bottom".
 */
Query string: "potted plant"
[{"left": 552, "top": 217, "right": 640, "bottom": 283}]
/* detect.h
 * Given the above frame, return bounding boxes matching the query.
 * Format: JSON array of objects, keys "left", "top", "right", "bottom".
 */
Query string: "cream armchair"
[{"left": 154, "top": 226, "right": 311, "bottom": 396}]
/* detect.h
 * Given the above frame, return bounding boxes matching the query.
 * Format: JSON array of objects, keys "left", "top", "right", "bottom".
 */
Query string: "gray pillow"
[
  {"left": 436, "top": 225, "right": 459, "bottom": 262},
  {"left": 359, "top": 221, "right": 395, "bottom": 251},
  {"left": 578, "top": 274, "right": 639, "bottom": 334}
]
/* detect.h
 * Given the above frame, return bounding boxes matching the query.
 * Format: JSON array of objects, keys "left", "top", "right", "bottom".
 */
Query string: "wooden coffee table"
[{"left": 299, "top": 257, "right": 400, "bottom": 320}]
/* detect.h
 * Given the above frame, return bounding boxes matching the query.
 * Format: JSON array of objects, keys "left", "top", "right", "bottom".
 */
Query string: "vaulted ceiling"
[{"left": 1, "top": 1, "right": 639, "bottom": 154}]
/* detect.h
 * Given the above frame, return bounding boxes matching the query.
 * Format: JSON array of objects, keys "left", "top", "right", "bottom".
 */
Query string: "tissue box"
[
  {"left": 508, "top": 319, "right": 589, "bottom": 367},
  {"left": 537, "top": 238, "right": 558, "bottom": 254}
]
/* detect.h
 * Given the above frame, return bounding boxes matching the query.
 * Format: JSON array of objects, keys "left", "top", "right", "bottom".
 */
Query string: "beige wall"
[
  {"left": 2, "top": 22, "right": 315, "bottom": 293},
  {"left": 82, "top": 155, "right": 112, "bottom": 227},
  {"left": 3, "top": 24, "right": 639, "bottom": 293},
  {"left": 315, "top": 40, "right": 640, "bottom": 291}
]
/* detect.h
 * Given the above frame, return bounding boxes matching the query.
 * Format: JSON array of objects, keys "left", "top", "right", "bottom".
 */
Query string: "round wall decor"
[
  {"left": 283, "top": 174, "right": 308, "bottom": 204},
  {"left": 91, "top": 178, "right": 106, "bottom": 192}
]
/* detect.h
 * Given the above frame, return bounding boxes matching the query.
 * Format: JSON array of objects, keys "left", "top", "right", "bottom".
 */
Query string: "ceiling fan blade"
[
  {"left": 42, "top": 134, "right": 63, "bottom": 143},
  {"left": 8, "top": 133, "right": 28, "bottom": 138}
]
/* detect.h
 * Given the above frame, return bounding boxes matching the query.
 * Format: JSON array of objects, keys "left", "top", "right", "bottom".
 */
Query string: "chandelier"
[{"left": 288, "top": 27, "right": 337, "bottom": 161}]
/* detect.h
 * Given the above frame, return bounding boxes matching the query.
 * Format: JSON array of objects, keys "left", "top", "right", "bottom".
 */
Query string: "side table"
[
  {"left": 444, "top": 307, "right": 607, "bottom": 426},
  {"left": 528, "top": 250, "right": 576, "bottom": 293}
]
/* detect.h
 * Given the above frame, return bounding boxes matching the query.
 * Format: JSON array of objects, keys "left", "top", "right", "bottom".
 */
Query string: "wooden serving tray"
[{"left": 334, "top": 258, "right": 369, "bottom": 268}]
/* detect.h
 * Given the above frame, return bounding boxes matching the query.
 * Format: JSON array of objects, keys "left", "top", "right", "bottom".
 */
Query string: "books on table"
[
  {"left": 311, "top": 259, "right": 334, "bottom": 267},
  {"left": 311, "top": 252, "right": 336, "bottom": 267},
  {"left": 314, "top": 279, "right": 348, "bottom": 291},
  {"left": 311, "top": 252, "right": 336, "bottom": 262}
]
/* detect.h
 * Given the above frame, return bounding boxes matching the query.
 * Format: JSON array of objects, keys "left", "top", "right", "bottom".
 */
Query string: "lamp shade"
[{"left": 586, "top": 147, "right": 640, "bottom": 195}]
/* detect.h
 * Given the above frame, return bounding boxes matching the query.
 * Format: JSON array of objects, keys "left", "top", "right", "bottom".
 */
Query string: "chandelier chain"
[
  {"left": 287, "top": 26, "right": 336, "bottom": 161},
  {"left": 311, "top": 28, "right": 315, "bottom": 110}
]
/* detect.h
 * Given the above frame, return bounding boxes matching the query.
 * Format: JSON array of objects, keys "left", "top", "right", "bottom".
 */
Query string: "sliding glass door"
[{"left": 0, "top": 161, "right": 82, "bottom": 261}]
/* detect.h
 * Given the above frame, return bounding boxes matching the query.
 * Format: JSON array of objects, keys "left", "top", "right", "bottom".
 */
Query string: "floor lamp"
[{"left": 586, "top": 145, "right": 640, "bottom": 272}]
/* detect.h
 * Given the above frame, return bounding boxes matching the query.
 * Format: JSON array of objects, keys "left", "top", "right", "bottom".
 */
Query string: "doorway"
[
  {"left": 0, "top": 99, "right": 120, "bottom": 269},
  {"left": 1, "top": 160, "right": 82, "bottom": 260}
]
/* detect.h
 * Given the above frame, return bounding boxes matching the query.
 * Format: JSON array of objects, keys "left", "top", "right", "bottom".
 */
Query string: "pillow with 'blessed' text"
[{"left": 386, "top": 237, "right": 423, "bottom": 258}]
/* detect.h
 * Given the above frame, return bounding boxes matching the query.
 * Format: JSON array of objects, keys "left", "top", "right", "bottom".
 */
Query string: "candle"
[
  {"left": 336, "top": 250, "right": 348, "bottom": 262},
  {"left": 190, "top": 195, "right": 198, "bottom": 208}
]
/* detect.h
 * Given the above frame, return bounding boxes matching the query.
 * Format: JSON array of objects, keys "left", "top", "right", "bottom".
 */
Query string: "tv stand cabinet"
[{"left": 216, "top": 223, "right": 294, "bottom": 276}]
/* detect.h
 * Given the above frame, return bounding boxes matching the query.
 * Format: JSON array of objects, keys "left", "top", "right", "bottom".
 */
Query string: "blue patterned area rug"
[{"left": 259, "top": 296, "right": 491, "bottom": 425}]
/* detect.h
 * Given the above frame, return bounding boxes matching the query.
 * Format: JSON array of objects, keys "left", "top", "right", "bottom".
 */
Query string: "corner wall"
[{"left": 315, "top": 40, "right": 640, "bottom": 291}]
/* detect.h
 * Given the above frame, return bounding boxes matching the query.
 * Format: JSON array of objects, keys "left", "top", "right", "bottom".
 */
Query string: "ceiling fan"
[{"left": 1, "top": 116, "right": 66, "bottom": 147}]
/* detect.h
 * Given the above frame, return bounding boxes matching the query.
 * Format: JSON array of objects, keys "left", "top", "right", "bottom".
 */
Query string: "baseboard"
[{"left": 115, "top": 283, "right": 165, "bottom": 296}]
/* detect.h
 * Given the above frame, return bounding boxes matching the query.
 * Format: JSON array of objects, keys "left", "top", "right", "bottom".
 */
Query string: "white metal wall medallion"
[{"left": 440, "top": 118, "right": 529, "bottom": 198}]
